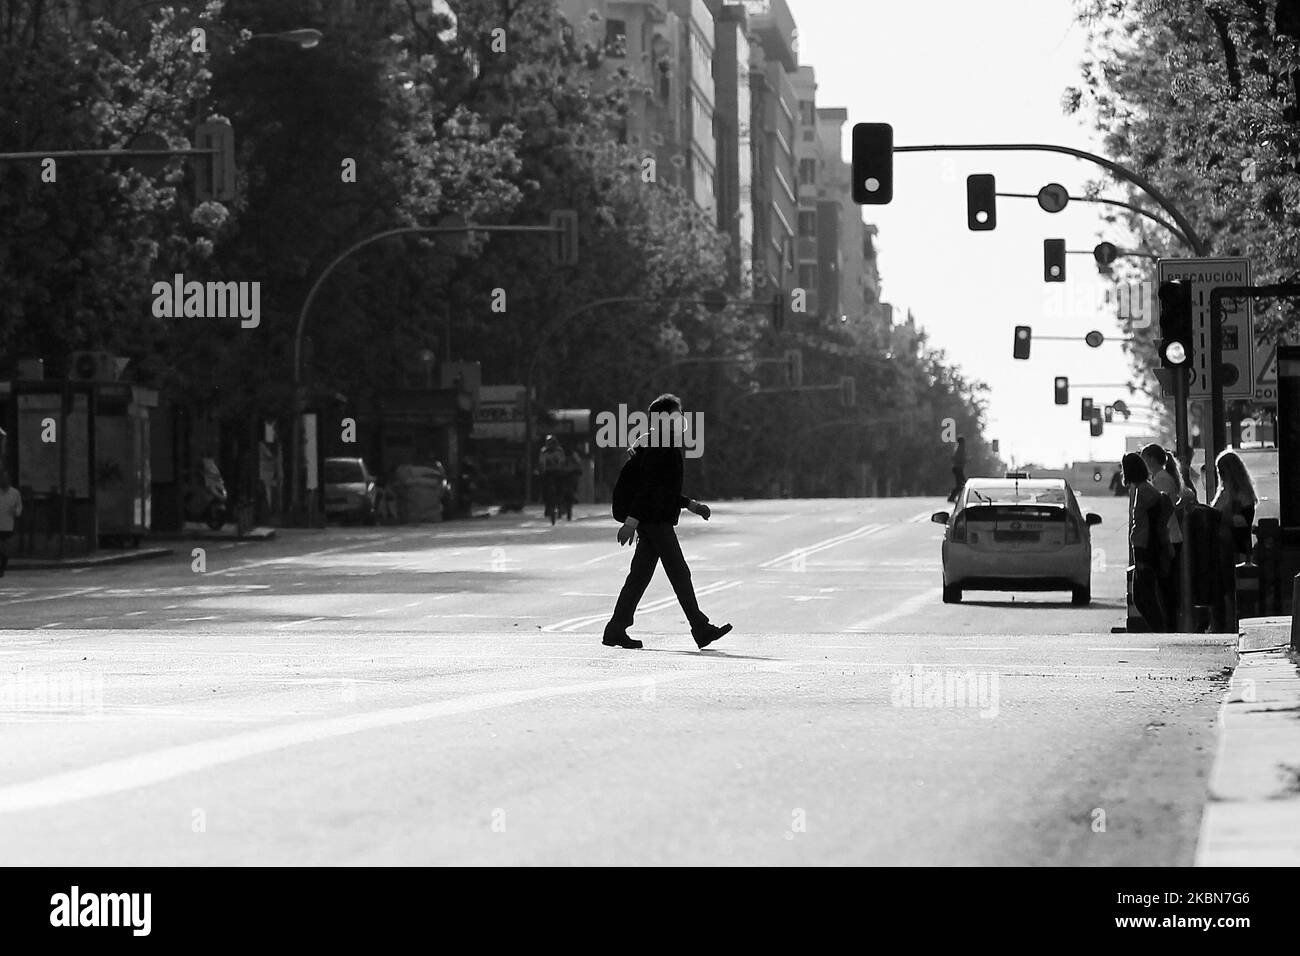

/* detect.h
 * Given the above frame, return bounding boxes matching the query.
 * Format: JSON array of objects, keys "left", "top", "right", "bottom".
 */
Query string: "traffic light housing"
[
  {"left": 1080, "top": 396, "right": 1093, "bottom": 422},
  {"left": 1054, "top": 376, "right": 1069, "bottom": 405},
  {"left": 549, "top": 209, "right": 579, "bottom": 266},
  {"left": 1043, "top": 239, "right": 1065, "bottom": 282},
  {"left": 966, "top": 174, "right": 996, "bottom": 231},
  {"left": 771, "top": 291, "right": 787, "bottom": 332},
  {"left": 840, "top": 375, "right": 856, "bottom": 408},
  {"left": 1013, "top": 325, "right": 1032, "bottom": 360},
  {"left": 784, "top": 348, "right": 803, "bottom": 387},
  {"left": 851, "top": 123, "right": 893, "bottom": 204},
  {"left": 1103, "top": 405, "right": 1114, "bottom": 423},
  {"left": 1157, "top": 279, "right": 1194, "bottom": 367},
  {"left": 194, "top": 119, "right": 236, "bottom": 202},
  {"left": 1089, "top": 411, "right": 1103, "bottom": 437}
]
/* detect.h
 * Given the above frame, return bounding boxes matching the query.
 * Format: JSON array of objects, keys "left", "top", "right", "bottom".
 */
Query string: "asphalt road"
[{"left": 0, "top": 495, "right": 1234, "bottom": 865}]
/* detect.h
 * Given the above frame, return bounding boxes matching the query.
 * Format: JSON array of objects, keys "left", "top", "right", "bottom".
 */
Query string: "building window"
[
  {"left": 799, "top": 100, "right": 815, "bottom": 126},
  {"left": 605, "top": 19, "right": 628, "bottom": 58},
  {"left": 799, "top": 158, "right": 817, "bottom": 186},
  {"left": 798, "top": 210, "right": 817, "bottom": 237}
]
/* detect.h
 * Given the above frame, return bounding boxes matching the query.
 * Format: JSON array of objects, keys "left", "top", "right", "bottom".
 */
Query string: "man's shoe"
[
  {"left": 692, "top": 622, "right": 732, "bottom": 649},
  {"left": 602, "top": 628, "right": 643, "bottom": 649}
]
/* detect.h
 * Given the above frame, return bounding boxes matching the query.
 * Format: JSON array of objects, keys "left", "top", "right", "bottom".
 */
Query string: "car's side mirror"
[
  {"left": 1086, "top": 513, "right": 1102, "bottom": 526},
  {"left": 931, "top": 512, "right": 949, "bottom": 524}
]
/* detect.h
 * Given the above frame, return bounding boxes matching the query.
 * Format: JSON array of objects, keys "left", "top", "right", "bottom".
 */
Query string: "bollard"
[
  {"left": 1235, "top": 561, "right": 1260, "bottom": 621},
  {"left": 1293, "top": 574, "right": 1300, "bottom": 651},
  {"left": 1256, "top": 519, "right": 1281, "bottom": 614}
]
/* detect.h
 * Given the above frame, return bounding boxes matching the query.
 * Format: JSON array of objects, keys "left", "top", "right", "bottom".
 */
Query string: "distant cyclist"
[
  {"left": 948, "top": 436, "right": 967, "bottom": 502},
  {"left": 538, "top": 435, "right": 568, "bottom": 523}
]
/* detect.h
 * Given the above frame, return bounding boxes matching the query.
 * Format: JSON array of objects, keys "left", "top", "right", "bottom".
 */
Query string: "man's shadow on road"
[{"left": 639, "top": 647, "right": 778, "bottom": 662}]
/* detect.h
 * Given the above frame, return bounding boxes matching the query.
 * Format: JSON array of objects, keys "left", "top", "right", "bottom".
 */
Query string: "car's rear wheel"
[
  {"left": 942, "top": 583, "right": 962, "bottom": 604},
  {"left": 1071, "top": 586, "right": 1091, "bottom": 606}
]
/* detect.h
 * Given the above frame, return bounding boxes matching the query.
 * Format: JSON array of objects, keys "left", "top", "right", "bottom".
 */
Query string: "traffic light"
[
  {"left": 1089, "top": 411, "right": 1103, "bottom": 437},
  {"left": 1013, "top": 325, "right": 1032, "bottom": 360},
  {"left": 1157, "top": 279, "right": 1194, "bottom": 367},
  {"left": 771, "top": 291, "right": 787, "bottom": 332},
  {"left": 1103, "top": 405, "right": 1114, "bottom": 423},
  {"left": 966, "top": 174, "right": 996, "bottom": 231},
  {"left": 1043, "top": 239, "right": 1065, "bottom": 282},
  {"left": 1094, "top": 241, "right": 1119, "bottom": 269},
  {"left": 851, "top": 123, "right": 893, "bottom": 204},
  {"left": 1054, "top": 376, "right": 1069, "bottom": 405},
  {"left": 194, "top": 119, "right": 236, "bottom": 201},
  {"left": 840, "top": 375, "right": 856, "bottom": 408},
  {"left": 549, "top": 209, "right": 579, "bottom": 266},
  {"left": 1080, "top": 396, "right": 1093, "bottom": 422},
  {"left": 784, "top": 348, "right": 803, "bottom": 387}
]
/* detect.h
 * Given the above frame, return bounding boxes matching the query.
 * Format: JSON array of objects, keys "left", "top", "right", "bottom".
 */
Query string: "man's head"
[
  {"left": 647, "top": 393, "right": 687, "bottom": 446},
  {"left": 544, "top": 434, "right": 558, "bottom": 449},
  {"left": 956, "top": 436, "right": 965, "bottom": 445}
]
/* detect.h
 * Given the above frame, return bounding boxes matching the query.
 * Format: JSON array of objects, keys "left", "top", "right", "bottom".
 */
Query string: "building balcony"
[{"left": 741, "top": 0, "right": 797, "bottom": 71}]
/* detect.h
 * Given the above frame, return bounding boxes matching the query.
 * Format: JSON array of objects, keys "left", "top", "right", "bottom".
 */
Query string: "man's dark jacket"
[{"left": 626, "top": 444, "right": 691, "bottom": 526}]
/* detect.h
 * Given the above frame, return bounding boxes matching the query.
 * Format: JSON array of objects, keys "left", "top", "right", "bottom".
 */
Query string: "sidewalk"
[
  {"left": 9, "top": 524, "right": 277, "bottom": 571},
  {"left": 1195, "top": 616, "right": 1300, "bottom": 865}
]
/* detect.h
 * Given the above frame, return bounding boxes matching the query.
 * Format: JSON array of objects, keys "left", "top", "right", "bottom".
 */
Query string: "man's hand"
[
  {"left": 617, "top": 518, "right": 638, "bottom": 546},
  {"left": 689, "top": 499, "right": 710, "bottom": 520}
]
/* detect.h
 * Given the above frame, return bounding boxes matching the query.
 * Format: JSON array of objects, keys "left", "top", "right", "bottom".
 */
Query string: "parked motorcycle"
[{"left": 184, "top": 457, "right": 229, "bottom": 530}]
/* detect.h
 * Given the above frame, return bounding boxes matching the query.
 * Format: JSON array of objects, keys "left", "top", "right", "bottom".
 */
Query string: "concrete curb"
[
  {"left": 9, "top": 547, "right": 175, "bottom": 570},
  {"left": 1195, "top": 617, "right": 1300, "bottom": 866}
]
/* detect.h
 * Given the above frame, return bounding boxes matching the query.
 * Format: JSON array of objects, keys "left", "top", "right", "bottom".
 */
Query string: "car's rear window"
[
  {"left": 324, "top": 460, "right": 365, "bottom": 483},
  {"left": 966, "top": 484, "right": 1068, "bottom": 506}
]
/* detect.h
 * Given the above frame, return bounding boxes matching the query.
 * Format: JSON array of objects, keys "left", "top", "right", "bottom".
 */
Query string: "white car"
[{"left": 932, "top": 474, "right": 1101, "bottom": 606}]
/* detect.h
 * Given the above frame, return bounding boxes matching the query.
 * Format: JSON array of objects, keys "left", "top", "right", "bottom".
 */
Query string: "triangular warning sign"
[{"left": 1257, "top": 347, "right": 1277, "bottom": 386}]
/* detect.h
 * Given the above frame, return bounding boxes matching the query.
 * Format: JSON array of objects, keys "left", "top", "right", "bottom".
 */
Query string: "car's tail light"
[
  {"left": 950, "top": 513, "right": 967, "bottom": 543},
  {"left": 1065, "top": 517, "right": 1080, "bottom": 544}
]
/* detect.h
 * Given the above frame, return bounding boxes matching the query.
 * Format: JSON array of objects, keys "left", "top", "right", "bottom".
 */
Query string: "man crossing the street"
[{"left": 603, "top": 393, "right": 732, "bottom": 651}]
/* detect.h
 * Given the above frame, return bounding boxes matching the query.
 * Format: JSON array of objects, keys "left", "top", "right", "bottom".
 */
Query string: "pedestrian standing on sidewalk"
[
  {"left": 948, "top": 436, "right": 967, "bottom": 502},
  {"left": 603, "top": 393, "right": 732, "bottom": 651},
  {"left": 1143, "top": 444, "right": 1192, "bottom": 622},
  {"left": 1211, "top": 449, "right": 1258, "bottom": 563},
  {"left": 1123, "top": 452, "right": 1169, "bottom": 631},
  {"left": 0, "top": 471, "right": 21, "bottom": 578}
]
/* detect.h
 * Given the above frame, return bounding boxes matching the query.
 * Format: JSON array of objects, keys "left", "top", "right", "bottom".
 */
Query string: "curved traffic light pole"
[
  {"left": 893, "top": 143, "right": 1208, "bottom": 256},
  {"left": 999, "top": 190, "right": 1189, "bottom": 247},
  {"left": 288, "top": 223, "right": 561, "bottom": 520}
]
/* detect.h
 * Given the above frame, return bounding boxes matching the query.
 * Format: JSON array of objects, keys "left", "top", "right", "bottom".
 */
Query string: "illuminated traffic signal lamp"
[
  {"left": 1013, "top": 325, "right": 1031, "bottom": 360},
  {"left": 1043, "top": 239, "right": 1065, "bottom": 282},
  {"left": 1104, "top": 405, "right": 1114, "bottom": 423},
  {"left": 1080, "top": 396, "right": 1093, "bottom": 422},
  {"left": 1054, "top": 376, "right": 1069, "bottom": 405},
  {"left": 1090, "top": 411, "right": 1103, "bottom": 437},
  {"left": 966, "top": 174, "right": 996, "bottom": 231},
  {"left": 1157, "top": 279, "right": 1194, "bottom": 367},
  {"left": 851, "top": 123, "right": 893, "bottom": 204}
]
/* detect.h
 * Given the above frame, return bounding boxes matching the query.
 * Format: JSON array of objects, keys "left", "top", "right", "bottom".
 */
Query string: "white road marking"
[
  {"left": 758, "top": 523, "right": 888, "bottom": 569},
  {"left": 1087, "top": 647, "right": 1160, "bottom": 652},
  {"left": 0, "top": 587, "right": 106, "bottom": 606},
  {"left": 0, "top": 672, "right": 688, "bottom": 814},
  {"left": 908, "top": 508, "right": 941, "bottom": 523},
  {"left": 272, "top": 617, "right": 329, "bottom": 629},
  {"left": 846, "top": 588, "right": 944, "bottom": 631},
  {"left": 542, "top": 579, "right": 743, "bottom": 633}
]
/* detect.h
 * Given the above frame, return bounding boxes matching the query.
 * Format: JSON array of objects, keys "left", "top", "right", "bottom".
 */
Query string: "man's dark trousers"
[{"left": 609, "top": 522, "right": 708, "bottom": 630}]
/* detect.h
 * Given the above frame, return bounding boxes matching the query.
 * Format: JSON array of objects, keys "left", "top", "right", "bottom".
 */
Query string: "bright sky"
[{"left": 793, "top": 0, "right": 1156, "bottom": 468}]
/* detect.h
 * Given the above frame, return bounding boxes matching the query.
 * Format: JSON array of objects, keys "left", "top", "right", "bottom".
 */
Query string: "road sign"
[
  {"left": 1255, "top": 345, "right": 1278, "bottom": 405},
  {"left": 1156, "top": 258, "right": 1254, "bottom": 399}
]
